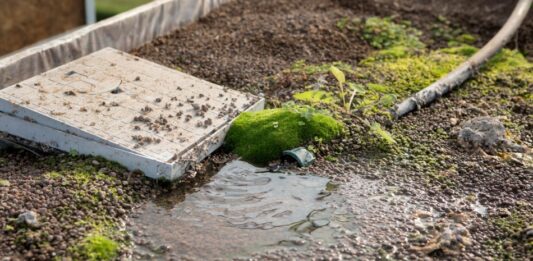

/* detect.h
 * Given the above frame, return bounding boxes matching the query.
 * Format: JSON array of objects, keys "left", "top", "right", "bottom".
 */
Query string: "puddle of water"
[{"left": 128, "top": 161, "right": 341, "bottom": 260}]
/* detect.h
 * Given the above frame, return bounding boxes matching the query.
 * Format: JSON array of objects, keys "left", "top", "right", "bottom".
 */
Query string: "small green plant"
[
  {"left": 289, "top": 60, "right": 354, "bottom": 75},
  {"left": 336, "top": 17, "right": 350, "bottom": 30},
  {"left": 330, "top": 65, "right": 361, "bottom": 112},
  {"left": 346, "top": 83, "right": 365, "bottom": 112},
  {"left": 330, "top": 65, "right": 347, "bottom": 108},
  {"left": 3, "top": 225, "right": 14, "bottom": 232},
  {"left": 325, "top": 155, "right": 338, "bottom": 162}
]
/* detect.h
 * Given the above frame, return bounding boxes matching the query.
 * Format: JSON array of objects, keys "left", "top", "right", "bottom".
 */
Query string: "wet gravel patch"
[{"left": 0, "top": 150, "right": 160, "bottom": 260}]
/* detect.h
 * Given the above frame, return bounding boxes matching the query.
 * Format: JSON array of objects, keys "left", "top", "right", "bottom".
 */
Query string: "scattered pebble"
[{"left": 16, "top": 211, "right": 40, "bottom": 228}]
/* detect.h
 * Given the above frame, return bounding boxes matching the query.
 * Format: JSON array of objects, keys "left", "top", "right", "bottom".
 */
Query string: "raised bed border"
[{"left": 0, "top": 0, "right": 230, "bottom": 89}]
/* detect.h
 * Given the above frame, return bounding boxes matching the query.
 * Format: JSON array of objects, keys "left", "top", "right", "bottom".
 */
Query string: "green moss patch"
[
  {"left": 45, "top": 156, "right": 121, "bottom": 183},
  {"left": 440, "top": 44, "right": 478, "bottom": 56},
  {"left": 225, "top": 107, "right": 344, "bottom": 164},
  {"left": 294, "top": 90, "right": 337, "bottom": 105},
  {"left": 289, "top": 60, "right": 354, "bottom": 76},
  {"left": 362, "top": 47, "right": 466, "bottom": 89},
  {"left": 485, "top": 49, "right": 532, "bottom": 81},
  {"left": 75, "top": 234, "right": 119, "bottom": 261},
  {"left": 374, "top": 45, "right": 412, "bottom": 60},
  {"left": 37, "top": 155, "right": 146, "bottom": 260},
  {"left": 333, "top": 45, "right": 529, "bottom": 117},
  {"left": 430, "top": 15, "right": 478, "bottom": 46},
  {"left": 277, "top": 15, "right": 531, "bottom": 155},
  {"left": 0, "top": 179, "right": 10, "bottom": 187},
  {"left": 361, "top": 17, "right": 425, "bottom": 50},
  {"left": 493, "top": 212, "right": 528, "bottom": 236},
  {"left": 488, "top": 205, "right": 533, "bottom": 260}
]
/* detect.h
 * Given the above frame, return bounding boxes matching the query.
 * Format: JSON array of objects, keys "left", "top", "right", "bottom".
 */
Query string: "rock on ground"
[
  {"left": 16, "top": 211, "right": 39, "bottom": 228},
  {"left": 457, "top": 116, "right": 506, "bottom": 150}
]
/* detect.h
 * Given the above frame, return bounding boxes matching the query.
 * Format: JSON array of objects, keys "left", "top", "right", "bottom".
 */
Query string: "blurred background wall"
[
  {"left": 0, "top": 0, "right": 153, "bottom": 57},
  {"left": 0, "top": 0, "right": 86, "bottom": 56}
]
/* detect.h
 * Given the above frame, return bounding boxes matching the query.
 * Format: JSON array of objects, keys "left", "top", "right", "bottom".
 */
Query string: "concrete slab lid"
[{"left": 0, "top": 48, "right": 264, "bottom": 180}]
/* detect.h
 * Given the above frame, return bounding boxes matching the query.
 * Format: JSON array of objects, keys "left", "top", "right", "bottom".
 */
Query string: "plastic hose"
[{"left": 392, "top": 0, "right": 532, "bottom": 119}]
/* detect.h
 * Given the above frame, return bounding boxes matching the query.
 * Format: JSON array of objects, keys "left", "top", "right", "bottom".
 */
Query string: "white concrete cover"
[{"left": 0, "top": 48, "right": 264, "bottom": 180}]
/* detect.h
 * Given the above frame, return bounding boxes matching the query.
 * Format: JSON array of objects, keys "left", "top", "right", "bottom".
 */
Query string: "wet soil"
[{"left": 0, "top": 150, "right": 159, "bottom": 260}]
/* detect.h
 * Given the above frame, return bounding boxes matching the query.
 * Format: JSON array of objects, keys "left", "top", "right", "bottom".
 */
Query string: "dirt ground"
[
  {"left": 1, "top": 0, "right": 531, "bottom": 260},
  {"left": 0, "top": 0, "right": 86, "bottom": 56},
  {"left": 133, "top": 0, "right": 531, "bottom": 259}
]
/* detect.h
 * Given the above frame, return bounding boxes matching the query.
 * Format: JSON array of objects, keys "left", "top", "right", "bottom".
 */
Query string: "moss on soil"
[
  {"left": 361, "top": 17, "right": 425, "bottom": 51},
  {"left": 493, "top": 212, "right": 528, "bottom": 236},
  {"left": 45, "top": 165, "right": 115, "bottom": 186},
  {"left": 430, "top": 15, "right": 478, "bottom": 46},
  {"left": 77, "top": 234, "right": 119, "bottom": 261},
  {"left": 488, "top": 204, "right": 533, "bottom": 259},
  {"left": 279, "top": 16, "right": 531, "bottom": 159},
  {"left": 0, "top": 178, "right": 10, "bottom": 187},
  {"left": 225, "top": 107, "right": 344, "bottom": 164},
  {"left": 40, "top": 155, "right": 139, "bottom": 260},
  {"left": 293, "top": 90, "right": 337, "bottom": 105},
  {"left": 287, "top": 44, "right": 530, "bottom": 120},
  {"left": 359, "top": 122, "right": 397, "bottom": 152},
  {"left": 289, "top": 60, "right": 354, "bottom": 75},
  {"left": 65, "top": 219, "right": 123, "bottom": 258}
]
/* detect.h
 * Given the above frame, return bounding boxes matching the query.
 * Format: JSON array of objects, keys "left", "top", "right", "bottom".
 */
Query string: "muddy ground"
[{"left": 1, "top": 0, "right": 531, "bottom": 260}]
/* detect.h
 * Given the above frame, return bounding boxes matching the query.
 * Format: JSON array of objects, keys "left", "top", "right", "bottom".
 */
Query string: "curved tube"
[{"left": 392, "top": 0, "right": 532, "bottom": 119}]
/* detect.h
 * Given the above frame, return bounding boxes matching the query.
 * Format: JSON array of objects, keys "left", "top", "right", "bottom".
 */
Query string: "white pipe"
[
  {"left": 85, "top": 0, "right": 96, "bottom": 24},
  {"left": 392, "top": 0, "right": 532, "bottom": 119}
]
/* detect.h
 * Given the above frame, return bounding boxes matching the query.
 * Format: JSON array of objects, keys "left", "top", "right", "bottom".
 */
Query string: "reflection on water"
[{"left": 128, "top": 160, "right": 343, "bottom": 260}]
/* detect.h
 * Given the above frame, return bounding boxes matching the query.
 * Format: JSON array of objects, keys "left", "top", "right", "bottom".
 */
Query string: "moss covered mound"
[{"left": 225, "top": 108, "right": 344, "bottom": 164}]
